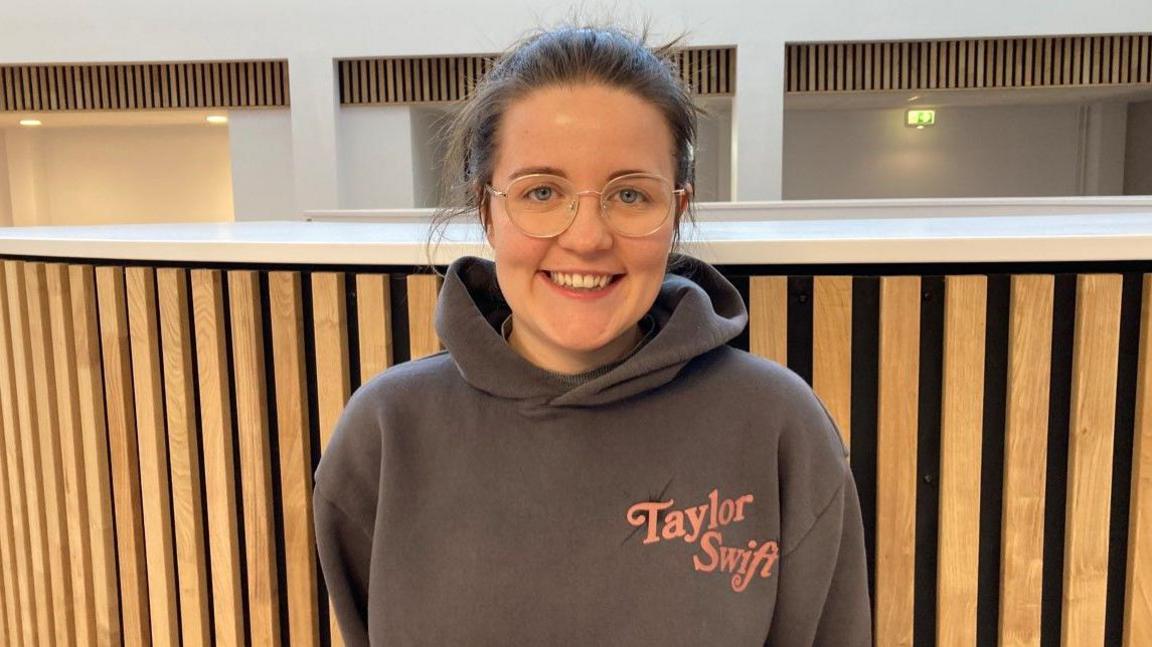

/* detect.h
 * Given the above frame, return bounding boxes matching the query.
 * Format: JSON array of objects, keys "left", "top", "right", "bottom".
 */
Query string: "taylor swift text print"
[{"left": 626, "top": 488, "right": 779, "bottom": 592}]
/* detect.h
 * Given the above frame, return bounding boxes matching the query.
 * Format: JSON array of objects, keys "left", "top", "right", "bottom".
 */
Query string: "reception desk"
[{"left": 0, "top": 214, "right": 1148, "bottom": 647}]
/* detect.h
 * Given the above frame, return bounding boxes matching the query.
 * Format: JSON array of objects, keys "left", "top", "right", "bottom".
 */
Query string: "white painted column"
[
  {"left": 731, "top": 40, "right": 785, "bottom": 201},
  {"left": 1081, "top": 101, "right": 1128, "bottom": 196},
  {"left": 287, "top": 53, "right": 342, "bottom": 215}
]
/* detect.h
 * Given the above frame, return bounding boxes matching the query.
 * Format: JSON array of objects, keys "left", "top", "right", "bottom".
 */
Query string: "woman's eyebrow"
[{"left": 507, "top": 166, "right": 652, "bottom": 180}]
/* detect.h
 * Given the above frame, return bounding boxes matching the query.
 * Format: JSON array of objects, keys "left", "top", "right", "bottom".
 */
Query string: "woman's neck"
[{"left": 506, "top": 318, "right": 644, "bottom": 375}]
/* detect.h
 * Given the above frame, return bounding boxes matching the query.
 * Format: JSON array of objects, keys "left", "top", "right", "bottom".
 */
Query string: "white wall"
[
  {"left": 783, "top": 102, "right": 1131, "bottom": 200},
  {"left": 3, "top": 0, "right": 1147, "bottom": 213},
  {"left": 410, "top": 107, "right": 454, "bottom": 208},
  {"left": 2, "top": 125, "right": 233, "bottom": 225},
  {"left": 1126, "top": 101, "right": 1152, "bottom": 195},
  {"left": 339, "top": 106, "right": 416, "bottom": 209},
  {"left": 229, "top": 109, "right": 296, "bottom": 220}
]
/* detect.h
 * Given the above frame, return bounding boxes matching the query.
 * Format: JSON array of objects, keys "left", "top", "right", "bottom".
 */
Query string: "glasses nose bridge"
[{"left": 568, "top": 187, "right": 608, "bottom": 216}]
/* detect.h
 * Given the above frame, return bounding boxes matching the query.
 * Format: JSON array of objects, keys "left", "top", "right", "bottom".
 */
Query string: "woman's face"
[{"left": 484, "top": 83, "right": 689, "bottom": 374}]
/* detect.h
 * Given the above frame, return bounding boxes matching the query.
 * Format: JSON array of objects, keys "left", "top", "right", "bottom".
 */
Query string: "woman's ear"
[{"left": 678, "top": 182, "right": 694, "bottom": 215}]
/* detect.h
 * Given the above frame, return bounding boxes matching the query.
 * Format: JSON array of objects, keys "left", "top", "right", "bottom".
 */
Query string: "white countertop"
[{"left": 0, "top": 214, "right": 1149, "bottom": 265}]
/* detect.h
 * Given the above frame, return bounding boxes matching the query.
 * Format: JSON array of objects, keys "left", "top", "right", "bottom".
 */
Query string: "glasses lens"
[
  {"left": 504, "top": 175, "right": 575, "bottom": 236},
  {"left": 602, "top": 175, "right": 674, "bottom": 236}
]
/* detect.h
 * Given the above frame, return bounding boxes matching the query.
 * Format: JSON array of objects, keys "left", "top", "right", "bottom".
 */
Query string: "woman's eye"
[
  {"left": 526, "top": 186, "right": 555, "bottom": 201},
  {"left": 614, "top": 188, "right": 647, "bottom": 204}
]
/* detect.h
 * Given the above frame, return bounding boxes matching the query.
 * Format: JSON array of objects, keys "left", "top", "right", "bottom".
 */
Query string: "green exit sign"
[{"left": 906, "top": 109, "right": 936, "bottom": 127}]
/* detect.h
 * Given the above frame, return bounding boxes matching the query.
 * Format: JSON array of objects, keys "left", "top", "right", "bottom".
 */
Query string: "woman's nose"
[{"left": 556, "top": 193, "right": 613, "bottom": 251}]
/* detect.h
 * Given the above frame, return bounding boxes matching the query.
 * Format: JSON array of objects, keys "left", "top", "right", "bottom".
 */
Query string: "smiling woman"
[{"left": 314, "top": 21, "right": 872, "bottom": 647}]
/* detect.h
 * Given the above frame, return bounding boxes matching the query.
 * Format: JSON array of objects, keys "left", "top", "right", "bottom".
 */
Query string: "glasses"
[{"left": 485, "top": 173, "right": 685, "bottom": 238}]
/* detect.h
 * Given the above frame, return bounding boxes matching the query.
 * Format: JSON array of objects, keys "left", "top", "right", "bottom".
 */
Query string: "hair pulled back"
[{"left": 426, "top": 20, "right": 702, "bottom": 272}]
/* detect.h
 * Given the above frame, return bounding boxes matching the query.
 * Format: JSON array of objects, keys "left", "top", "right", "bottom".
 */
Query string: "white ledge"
[{"left": 0, "top": 214, "right": 1149, "bottom": 265}]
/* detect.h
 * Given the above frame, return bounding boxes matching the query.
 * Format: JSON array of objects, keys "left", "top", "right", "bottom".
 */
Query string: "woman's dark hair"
[{"left": 425, "top": 20, "right": 703, "bottom": 273}]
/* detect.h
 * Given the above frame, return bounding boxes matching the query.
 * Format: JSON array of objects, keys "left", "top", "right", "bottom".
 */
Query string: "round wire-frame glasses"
[{"left": 484, "top": 172, "right": 687, "bottom": 239}]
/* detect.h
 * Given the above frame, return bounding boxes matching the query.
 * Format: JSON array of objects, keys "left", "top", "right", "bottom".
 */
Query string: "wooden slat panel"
[
  {"left": 125, "top": 267, "right": 180, "bottom": 646},
  {"left": 69, "top": 265, "right": 120, "bottom": 646},
  {"left": 936, "top": 275, "right": 988, "bottom": 646},
  {"left": 406, "top": 274, "right": 442, "bottom": 360},
  {"left": 875, "top": 275, "right": 920, "bottom": 647},
  {"left": 0, "top": 263, "right": 34, "bottom": 646},
  {"left": 749, "top": 276, "right": 788, "bottom": 366},
  {"left": 190, "top": 269, "right": 246, "bottom": 646},
  {"left": 23, "top": 262, "right": 76, "bottom": 646},
  {"left": 46, "top": 264, "right": 96, "bottom": 647},
  {"left": 156, "top": 268, "right": 210, "bottom": 647},
  {"left": 812, "top": 276, "right": 853, "bottom": 448},
  {"left": 310, "top": 271, "right": 350, "bottom": 647},
  {"left": 7, "top": 261, "right": 55, "bottom": 647},
  {"left": 0, "top": 300, "right": 19, "bottom": 645},
  {"left": 268, "top": 272, "right": 320, "bottom": 647},
  {"left": 227, "top": 271, "right": 282, "bottom": 646},
  {"left": 356, "top": 273, "right": 393, "bottom": 382},
  {"left": 94, "top": 265, "right": 151, "bottom": 647},
  {"left": 1125, "top": 274, "right": 1152, "bottom": 646},
  {"left": 999, "top": 275, "right": 1055, "bottom": 646},
  {"left": 1061, "top": 274, "right": 1124, "bottom": 646}
]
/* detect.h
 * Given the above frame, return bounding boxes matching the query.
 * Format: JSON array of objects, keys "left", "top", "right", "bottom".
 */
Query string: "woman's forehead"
[{"left": 494, "top": 85, "right": 676, "bottom": 182}]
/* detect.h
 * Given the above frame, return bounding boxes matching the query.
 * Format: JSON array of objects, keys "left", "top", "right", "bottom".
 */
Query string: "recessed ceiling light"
[
  {"left": 206, "top": 115, "right": 228, "bottom": 125},
  {"left": 19, "top": 119, "right": 42, "bottom": 127}
]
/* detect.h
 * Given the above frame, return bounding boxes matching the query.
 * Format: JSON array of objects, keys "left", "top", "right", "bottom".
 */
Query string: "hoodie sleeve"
[
  {"left": 313, "top": 373, "right": 389, "bottom": 647},
  {"left": 764, "top": 463, "right": 872, "bottom": 647},
  {"left": 314, "top": 491, "right": 372, "bottom": 647}
]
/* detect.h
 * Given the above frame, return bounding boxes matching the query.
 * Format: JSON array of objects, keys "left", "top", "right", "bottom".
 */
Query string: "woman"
[{"left": 314, "top": 23, "right": 871, "bottom": 646}]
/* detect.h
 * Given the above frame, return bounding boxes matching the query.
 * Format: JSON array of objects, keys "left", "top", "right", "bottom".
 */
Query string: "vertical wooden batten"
[
  {"left": 23, "top": 262, "right": 77, "bottom": 647},
  {"left": 125, "top": 266, "right": 181, "bottom": 646},
  {"left": 405, "top": 274, "right": 441, "bottom": 361},
  {"left": 1061, "top": 274, "right": 1124, "bottom": 646},
  {"left": 813, "top": 276, "right": 853, "bottom": 448},
  {"left": 875, "top": 276, "right": 921, "bottom": 647},
  {"left": 156, "top": 267, "right": 211, "bottom": 647},
  {"left": 1124, "top": 274, "right": 1152, "bottom": 646},
  {"left": 310, "top": 271, "right": 350, "bottom": 647},
  {"left": 749, "top": 276, "right": 789, "bottom": 367},
  {"left": 94, "top": 265, "right": 151, "bottom": 647},
  {"left": 935, "top": 275, "right": 988, "bottom": 646},
  {"left": 268, "top": 272, "right": 320, "bottom": 647},
  {"left": 0, "top": 263, "right": 34, "bottom": 646},
  {"left": 355, "top": 273, "right": 393, "bottom": 382},
  {"left": 999, "top": 274, "right": 1055, "bottom": 646},
  {"left": 69, "top": 265, "right": 120, "bottom": 646},
  {"left": 191, "top": 269, "right": 246, "bottom": 646},
  {"left": 227, "top": 270, "right": 282, "bottom": 646},
  {"left": 45, "top": 264, "right": 97, "bottom": 647}
]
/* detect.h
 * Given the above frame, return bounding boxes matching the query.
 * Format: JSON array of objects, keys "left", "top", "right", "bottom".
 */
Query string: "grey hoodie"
[{"left": 314, "top": 254, "right": 871, "bottom": 646}]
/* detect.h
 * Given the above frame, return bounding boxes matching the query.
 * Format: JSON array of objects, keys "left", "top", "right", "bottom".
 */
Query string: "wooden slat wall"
[
  {"left": 0, "top": 60, "right": 290, "bottom": 111},
  {"left": 0, "top": 261, "right": 1149, "bottom": 647},
  {"left": 337, "top": 47, "right": 735, "bottom": 105},
  {"left": 786, "top": 33, "right": 1152, "bottom": 92}
]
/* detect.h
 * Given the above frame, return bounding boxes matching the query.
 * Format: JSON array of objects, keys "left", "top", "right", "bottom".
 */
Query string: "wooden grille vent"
[
  {"left": 0, "top": 60, "right": 289, "bottom": 112},
  {"left": 338, "top": 47, "right": 735, "bottom": 105},
  {"left": 786, "top": 34, "right": 1152, "bottom": 93}
]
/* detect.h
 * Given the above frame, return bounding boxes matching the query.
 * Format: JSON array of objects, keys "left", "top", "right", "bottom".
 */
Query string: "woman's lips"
[{"left": 537, "top": 271, "right": 623, "bottom": 300}]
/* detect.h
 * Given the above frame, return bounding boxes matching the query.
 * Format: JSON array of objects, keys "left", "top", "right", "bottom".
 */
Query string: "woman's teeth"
[{"left": 548, "top": 271, "right": 614, "bottom": 290}]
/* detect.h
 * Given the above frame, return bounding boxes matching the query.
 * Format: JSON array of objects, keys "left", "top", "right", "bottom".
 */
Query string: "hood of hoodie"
[{"left": 433, "top": 254, "right": 748, "bottom": 408}]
